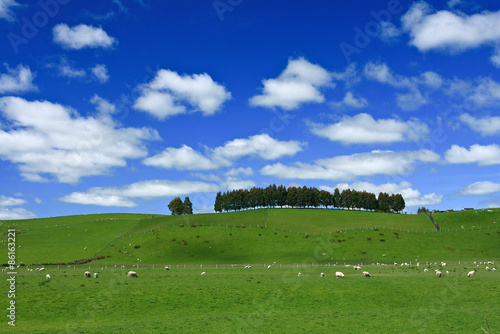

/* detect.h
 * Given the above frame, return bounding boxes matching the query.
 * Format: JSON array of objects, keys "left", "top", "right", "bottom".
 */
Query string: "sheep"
[
  {"left": 201, "top": 272, "right": 206, "bottom": 276},
  {"left": 93, "top": 273, "right": 98, "bottom": 278},
  {"left": 127, "top": 271, "right": 138, "bottom": 278},
  {"left": 486, "top": 267, "right": 490, "bottom": 271},
  {"left": 492, "top": 268, "right": 496, "bottom": 271},
  {"left": 436, "top": 271, "right": 442, "bottom": 277},
  {"left": 335, "top": 271, "right": 345, "bottom": 278},
  {"left": 298, "top": 272, "right": 301, "bottom": 277},
  {"left": 320, "top": 272, "right": 326, "bottom": 277},
  {"left": 353, "top": 266, "right": 361, "bottom": 270},
  {"left": 84, "top": 271, "right": 91, "bottom": 278},
  {"left": 446, "top": 271, "right": 449, "bottom": 275},
  {"left": 46, "top": 274, "right": 51, "bottom": 280},
  {"left": 164, "top": 266, "right": 170, "bottom": 270},
  {"left": 267, "top": 265, "right": 272, "bottom": 269},
  {"left": 362, "top": 271, "right": 371, "bottom": 277},
  {"left": 39, "top": 267, "right": 45, "bottom": 271},
  {"left": 424, "top": 268, "right": 429, "bottom": 272},
  {"left": 467, "top": 271, "right": 475, "bottom": 277}
]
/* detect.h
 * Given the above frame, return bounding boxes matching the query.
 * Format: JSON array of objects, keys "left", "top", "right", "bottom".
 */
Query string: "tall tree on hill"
[
  {"left": 214, "top": 192, "right": 222, "bottom": 213},
  {"left": 183, "top": 197, "right": 193, "bottom": 215},
  {"left": 333, "top": 188, "right": 341, "bottom": 209},
  {"left": 277, "top": 185, "right": 288, "bottom": 208},
  {"left": 378, "top": 192, "right": 390, "bottom": 212},
  {"left": 390, "top": 193, "right": 405, "bottom": 213},
  {"left": 168, "top": 197, "right": 184, "bottom": 215}
]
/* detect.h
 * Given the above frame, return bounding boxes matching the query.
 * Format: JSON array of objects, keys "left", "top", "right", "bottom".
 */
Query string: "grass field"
[
  {"left": 4, "top": 264, "right": 499, "bottom": 334},
  {"left": 2, "top": 208, "right": 499, "bottom": 333}
]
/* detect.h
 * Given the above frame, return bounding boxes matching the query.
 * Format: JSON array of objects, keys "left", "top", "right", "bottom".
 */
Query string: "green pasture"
[{"left": 3, "top": 264, "right": 499, "bottom": 334}]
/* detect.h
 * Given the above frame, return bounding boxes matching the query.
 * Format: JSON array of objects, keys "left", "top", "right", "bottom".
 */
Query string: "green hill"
[{"left": 3, "top": 209, "right": 499, "bottom": 265}]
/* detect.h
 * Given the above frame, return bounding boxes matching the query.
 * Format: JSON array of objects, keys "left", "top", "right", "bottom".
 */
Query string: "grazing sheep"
[
  {"left": 165, "top": 266, "right": 170, "bottom": 270},
  {"left": 424, "top": 268, "right": 429, "bottom": 272},
  {"left": 320, "top": 272, "right": 326, "bottom": 277},
  {"left": 93, "top": 273, "right": 98, "bottom": 278},
  {"left": 467, "top": 271, "right": 475, "bottom": 277},
  {"left": 446, "top": 271, "right": 449, "bottom": 275},
  {"left": 362, "top": 271, "right": 371, "bottom": 277},
  {"left": 298, "top": 272, "right": 301, "bottom": 277},
  {"left": 46, "top": 274, "right": 51, "bottom": 280},
  {"left": 84, "top": 271, "right": 91, "bottom": 278},
  {"left": 267, "top": 265, "right": 272, "bottom": 269},
  {"left": 486, "top": 267, "right": 490, "bottom": 271},
  {"left": 335, "top": 271, "right": 345, "bottom": 278},
  {"left": 201, "top": 272, "right": 206, "bottom": 276},
  {"left": 39, "top": 267, "right": 45, "bottom": 271},
  {"left": 127, "top": 271, "right": 138, "bottom": 278},
  {"left": 354, "top": 266, "right": 361, "bottom": 270},
  {"left": 436, "top": 271, "right": 442, "bottom": 277},
  {"left": 493, "top": 268, "right": 496, "bottom": 271}
]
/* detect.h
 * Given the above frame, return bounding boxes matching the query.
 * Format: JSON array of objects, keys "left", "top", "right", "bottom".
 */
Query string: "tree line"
[{"left": 214, "top": 184, "right": 405, "bottom": 213}]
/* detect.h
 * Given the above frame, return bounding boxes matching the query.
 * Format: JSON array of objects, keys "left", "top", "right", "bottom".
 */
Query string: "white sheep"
[
  {"left": 165, "top": 266, "right": 170, "bottom": 270},
  {"left": 362, "top": 271, "right": 371, "bottom": 277},
  {"left": 267, "top": 265, "right": 271, "bottom": 269},
  {"left": 84, "top": 271, "right": 91, "bottom": 278},
  {"left": 424, "top": 268, "right": 429, "bottom": 272},
  {"left": 446, "top": 271, "right": 449, "bottom": 275},
  {"left": 201, "top": 272, "right": 206, "bottom": 276},
  {"left": 298, "top": 272, "right": 301, "bottom": 277},
  {"left": 493, "top": 268, "right": 496, "bottom": 271},
  {"left": 467, "top": 271, "right": 475, "bottom": 277},
  {"left": 93, "top": 273, "right": 98, "bottom": 278},
  {"left": 46, "top": 274, "right": 51, "bottom": 280},
  {"left": 320, "top": 272, "right": 325, "bottom": 277},
  {"left": 436, "top": 271, "right": 442, "bottom": 277},
  {"left": 127, "top": 271, "right": 138, "bottom": 278},
  {"left": 486, "top": 267, "right": 490, "bottom": 271},
  {"left": 39, "top": 267, "right": 45, "bottom": 271},
  {"left": 335, "top": 271, "right": 345, "bottom": 278}
]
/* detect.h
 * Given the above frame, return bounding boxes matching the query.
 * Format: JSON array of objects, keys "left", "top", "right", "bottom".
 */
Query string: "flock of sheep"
[{"left": 29, "top": 259, "right": 496, "bottom": 281}]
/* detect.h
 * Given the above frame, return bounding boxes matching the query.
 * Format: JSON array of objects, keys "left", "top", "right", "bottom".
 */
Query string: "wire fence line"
[{"left": 18, "top": 259, "right": 495, "bottom": 272}]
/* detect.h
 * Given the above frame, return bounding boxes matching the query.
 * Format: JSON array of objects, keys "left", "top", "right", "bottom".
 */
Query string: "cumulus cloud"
[
  {"left": 0, "top": 96, "right": 159, "bottom": 183},
  {"left": 0, "top": 64, "right": 37, "bottom": 94},
  {"left": 363, "top": 62, "right": 441, "bottom": 111},
  {"left": 0, "top": 195, "right": 25, "bottom": 206},
  {"left": 447, "top": 77, "right": 500, "bottom": 107},
  {"left": 134, "top": 69, "right": 231, "bottom": 119},
  {"left": 0, "top": 208, "right": 37, "bottom": 220},
  {"left": 249, "top": 57, "right": 333, "bottom": 110},
  {"left": 401, "top": 2, "right": 500, "bottom": 66},
  {"left": 445, "top": 144, "right": 500, "bottom": 166},
  {"left": 379, "top": 21, "right": 402, "bottom": 42},
  {"left": 460, "top": 113, "right": 500, "bottom": 136},
  {"left": 144, "top": 134, "right": 304, "bottom": 171},
  {"left": 459, "top": 181, "right": 500, "bottom": 196},
  {"left": 330, "top": 92, "right": 368, "bottom": 109},
  {"left": 91, "top": 64, "right": 109, "bottom": 83},
  {"left": 53, "top": 24, "right": 117, "bottom": 50},
  {"left": 321, "top": 181, "right": 442, "bottom": 207},
  {"left": 260, "top": 149, "right": 440, "bottom": 181},
  {"left": 309, "top": 113, "right": 429, "bottom": 145},
  {"left": 0, "top": 0, "right": 20, "bottom": 22},
  {"left": 61, "top": 180, "right": 219, "bottom": 207}
]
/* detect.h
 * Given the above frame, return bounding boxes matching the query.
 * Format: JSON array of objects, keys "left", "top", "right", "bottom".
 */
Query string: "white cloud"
[
  {"left": 445, "top": 144, "right": 500, "bottom": 166},
  {"left": 61, "top": 180, "right": 220, "bottom": 207},
  {"left": 447, "top": 77, "right": 500, "bottom": 107},
  {"left": 402, "top": 2, "right": 500, "bottom": 66},
  {"left": 447, "top": 0, "right": 462, "bottom": 9},
  {"left": 0, "top": 64, "right": 37, "bottom": 94},
  {"left": 460, "top": 113, "right": 500, "bottom": 136},
  {"left": 0, "top": 195, "right": 25, "bottom": 206},
  {"left": 91, "top": 64, "right": 109, "bottom": 83},
  {"left": 134, "top": 69, "right": 231, "bottom": 119},
  {"left": 90, "top": 94, "right": 116, "bottom": 115},
  {"left": 143, "top": 134, "right": 304, "bottom": 171},
  {"left": 363, "top": 62, "right": 441, "bottom": 111},
  {"left": 321, "top": 181, "right": 443, "bottom": 207},
  {"left": 0, "top": 96, "right": 159, "bottom": 183},
  {"left": 459, "top": 181, "right": 500, "bottom": 196},
  {"left": 0, "top": 208, "right": 36, "bottom": 220},
  {"left": 260, "top": 149, "right": 440, "bottom": 181},
  {"left": 53, "top": 24, "right": 117, "bottom": 50},
  {"left": 310, "top": 113, "right": 429, "bottom": 145},
  {"left": 249, "top": 57, "right": 333, "bottom": 110},
  {"left": 330, "top": 92, "right": 368, "bottom": 109},
  {"left": 379, "top": 21, "right": 402, "bottom": 42},
  {"left": 0, "top": 0, "right": 20, "bottom": 22},
  {"left": 225, "top": 167, "right": 253, "bottom": 177},
  {"left": 144, "top": 145, "right": 223, "bottom": 170},
  {"left": 54, "top": 60, "right": 86, "bottom": 78}
]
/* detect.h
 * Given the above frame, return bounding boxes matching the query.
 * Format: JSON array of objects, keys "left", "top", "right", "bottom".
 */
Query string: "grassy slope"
[{"left": 3, "top": 209, "right": 499, "bottom": 265}]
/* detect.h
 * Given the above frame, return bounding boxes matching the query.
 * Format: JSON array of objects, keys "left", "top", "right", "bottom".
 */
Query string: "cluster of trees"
[
  {"left": 168, "top": 197, "right": 193, "bottom": 215},
  {"left": 214, "top": 184, "right": 405, "bottom": 213}
]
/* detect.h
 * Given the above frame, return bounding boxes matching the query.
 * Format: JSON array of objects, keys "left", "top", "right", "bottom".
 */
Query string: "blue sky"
[{"left": 1, "top": 0, "right": 500, "bottom": 219}]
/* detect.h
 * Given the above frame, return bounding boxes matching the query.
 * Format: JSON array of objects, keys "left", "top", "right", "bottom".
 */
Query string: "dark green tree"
[
  {"left": 378, "top": 192, "right": 390, "bottom": 212},
  {"left": 214, "top": 192, "right": 223, "bottom": 213},
  {"left": 168, "top": 197, "right": 184, "bottom": 215},
  {"left": 183, "top": 197, "right": 193, "bottom": 215}
]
